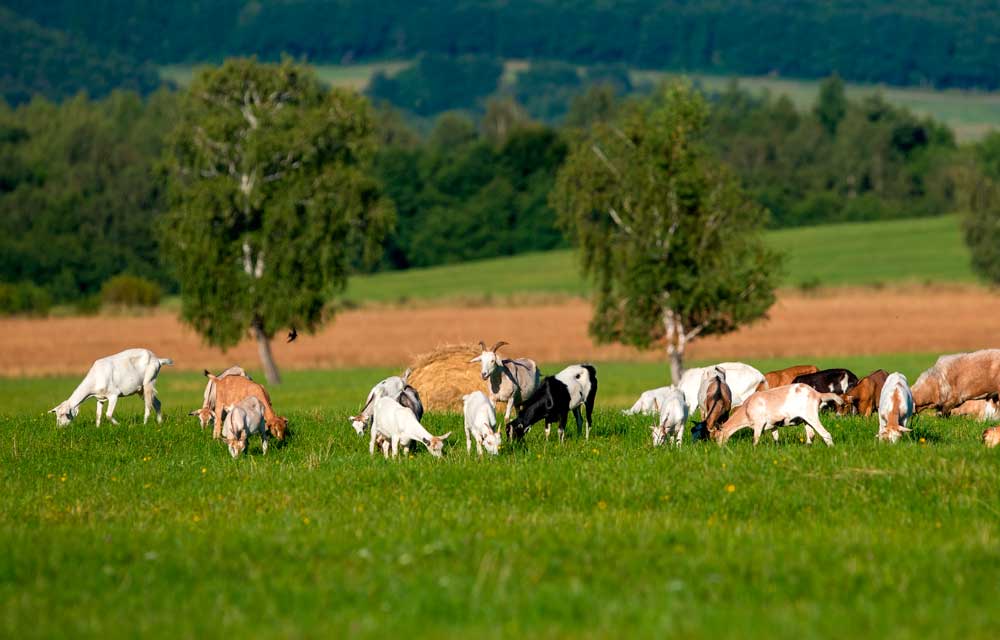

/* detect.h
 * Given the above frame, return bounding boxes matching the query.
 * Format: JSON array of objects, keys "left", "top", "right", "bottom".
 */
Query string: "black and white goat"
[{"left": 509, "top": 364, "right": 597, "bottom": 442}]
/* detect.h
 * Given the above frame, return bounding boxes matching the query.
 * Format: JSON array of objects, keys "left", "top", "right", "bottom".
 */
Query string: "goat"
[
  {"left": 757, "top": 365, "right": 819, "bottom": 391},
  {"left": 650, "top": 387, "right": 688, "bottom": 447},
  {"left": 370, "top": 396, "right": 450, "bottom": 458},
  {"left": 911, "top": 349, "right": 1000, "bottom": 415},
  {"left": 983, "top": 426, "right": 1000, "bottom": 448},
  {"left": 509, "top": 364, "right": 598, "bottom": 442},
  {"left": 463, "top": 391, "right": 501, "bottom": 456},
  {"left": 205, "top": 371, "right": 288, "bottom": 441},
  {"left": 844, "top": 369, "right": 889, "bottom": 417},
  {"left": 692, "top": 368, "right": 732, "bottom": 440},
  {"left": 221, "top": 396, "right": 269, "bottom": 458},
  {"left": 678, "top": 362, "right": 764, "bottom": 410},
  {"left": 349, "top": 373, "right": 423, "bottom": 435},
  {"left": 469, "top": 340, "right": 540, "bottom": 432},
  {"left": 190, "top": 365, "right": 250, "bottom": 429},
  {"left": 50, "top": 348, "right": 172, "bottom": 426},
  {"left": 715, "top": 383, "right": 840, "bottom": 447},
  {"left": 952, "top": 399, "right": 1000, "bottom": 421},
  {"left": 877, "top": 372, "right": 914, "bottom": 444},
  {"left": 622, "top": 386, "right": 673, "bottom": 416}
]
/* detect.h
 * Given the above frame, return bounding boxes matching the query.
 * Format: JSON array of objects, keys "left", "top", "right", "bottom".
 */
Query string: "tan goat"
[
  {"left": 202, "top": 371, "right": 288, "bottom": 441},
  {"left": 715, "top": 383, "right": 840, "bottom": 447}
]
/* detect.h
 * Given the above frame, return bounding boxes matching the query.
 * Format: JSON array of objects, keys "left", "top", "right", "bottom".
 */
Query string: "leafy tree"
[
  {"left": 962, "top": 156, "right": 1000, "bottom": 284},
  {"left": 367, "top": 54, "right": 502, "bottom": 117},
  {"left": 551, "top": 82, "right": 780, "bottom": 381},
  {"left": 814, "top": 74, "right": 848, "bottom": 135},
  {"left": 161, "top": 59, "right": 393, "bottom": 383}
]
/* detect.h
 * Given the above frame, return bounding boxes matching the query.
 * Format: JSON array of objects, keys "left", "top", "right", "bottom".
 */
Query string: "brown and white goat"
[
  {"left": 911, "top": 349, "right": 1000, "bottom": 415},
  {"left": 202, "top": 371, "right": 288, "bottom": 441},
  {"left": 189, "top": 365, "right": 250, "bottom": 429},
  {"left": 715, "top": 383, "right": 840, "bottom": 447},
  {"left": 844, "top": 369, "right": 889, "bottom": 417},
  {"left": 877, "top": 372, "right": 914, "bottom": 443}
]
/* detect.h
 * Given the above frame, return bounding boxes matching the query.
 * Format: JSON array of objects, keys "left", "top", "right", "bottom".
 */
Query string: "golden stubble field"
[{"left": 0, "top": 285, "right": 997, "bottom": 376}]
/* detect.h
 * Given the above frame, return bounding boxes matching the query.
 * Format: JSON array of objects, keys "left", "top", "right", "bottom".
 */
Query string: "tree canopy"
[
  {"left": 161, "top": 58, "right": 393, "bottom": 382},
  {"left": 552, "top": 82, "right": 780, "bottom": 380}
]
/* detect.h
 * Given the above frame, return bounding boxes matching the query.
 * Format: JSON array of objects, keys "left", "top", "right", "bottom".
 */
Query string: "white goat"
[
  {"left": 878, "top": 372, "right": 914, "bottom": 444},
  {"left": 651, "top": 387, "right": 688, "bottom": 447},
  {"left": 349, "top": 372, "right": 410, "bottom": 434},
  {"left": 221, "top": 396, "right": 269, "bottom": 458},
  {"left": 370, "top": 396, "right": 451, "bottom": 459},
  {"left": 678, "top": 362, "right": 765, "bottom": 411},
  {"left": 469, "top": 340, "right": 540, "bottom": 426},
  {"left": 463, "top": 391, "right": 501, "bottom": 456},
  {"left": 623, "top": 386, "right": 673, "bottom": 416},
  {"left": 50, "top": 348, "right": 172, "bottom": 426}
]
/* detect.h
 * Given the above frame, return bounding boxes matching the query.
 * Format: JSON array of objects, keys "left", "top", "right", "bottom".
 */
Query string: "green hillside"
[{"left": 345, "top": 215, "right": 975, "bottom": 304}]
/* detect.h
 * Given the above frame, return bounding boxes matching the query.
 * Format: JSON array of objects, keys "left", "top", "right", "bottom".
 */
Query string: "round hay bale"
[{"left": 406, "top": 343, "right": 489, "bottom": 412}]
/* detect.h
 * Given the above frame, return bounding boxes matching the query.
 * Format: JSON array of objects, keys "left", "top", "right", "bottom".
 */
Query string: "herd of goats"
[{"left": 46, "top": 343, "right": 1000, "bottom": 458}]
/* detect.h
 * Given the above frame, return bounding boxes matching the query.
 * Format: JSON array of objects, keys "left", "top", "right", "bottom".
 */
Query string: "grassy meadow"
[
  {"left": 344, "top": 215, "right": 974, "bottom": 304},
  {"left": 2, "top": 355, "right": 999, "bottom": 638},
  {"left": 160, "top": 60, "right": 1000, "bottom": 142}
]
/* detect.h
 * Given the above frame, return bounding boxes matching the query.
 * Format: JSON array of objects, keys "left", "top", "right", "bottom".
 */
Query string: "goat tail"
[
  {"left": 159, "top": 358, "right": 174, "bottom": 367},
  {"left": 819, "top": 392, "right": 844, "bottom": 406}
]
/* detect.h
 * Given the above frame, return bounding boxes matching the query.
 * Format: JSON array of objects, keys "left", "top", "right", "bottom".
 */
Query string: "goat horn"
[
  {"left": 489, "top": 341, "right": 509, "bottom": 352},
  {"left": 478, "top": 340, "right": 487, "bottom": 352}
]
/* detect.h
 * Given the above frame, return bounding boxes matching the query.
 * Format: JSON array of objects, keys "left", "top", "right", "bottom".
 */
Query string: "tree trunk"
[
  {"left": 664, "top": 309, "right": 686, "bottom": 384},
  {"left": 251, "top": 318, "right": 281, "bottom": 384}
]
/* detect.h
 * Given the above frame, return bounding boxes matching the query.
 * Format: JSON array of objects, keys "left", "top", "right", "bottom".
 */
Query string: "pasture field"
[
  {"left": 2, "top": 357, "right": 998, "bottom": 638},
  {"left": 159, "top": 61, "right": 1000, "bottom": 141},
  {"left": 344, "top": 215, "right": 973, "bottom": 304}
]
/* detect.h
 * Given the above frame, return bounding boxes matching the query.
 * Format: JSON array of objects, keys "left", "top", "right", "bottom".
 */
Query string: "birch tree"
[
  {"left": 161, "top": 58, "right": 393, "bottom": 383},
  {"left": 551, "top": 82, "right": 779, "bottom": 382}
]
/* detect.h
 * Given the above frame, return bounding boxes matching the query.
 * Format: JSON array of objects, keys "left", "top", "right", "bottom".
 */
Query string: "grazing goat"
[
  {"left": 205, "top": 371, "right": 288, "bottom": 441},
  {"left": 463, "top": 392, "right": 501, "bottom": 456},
  {"left": 792, "top": 368, "right": 858, "bottom": 411},
  {"left": 983, "top": 426, "right": 1000, "bottom": 448},
  {"left": 623, "top": 386, "right": 673, "bottom": 416},
  {"left": 678, "top": 362, "right": 764, "bottom": 411},
  {"left": 757, "top": 365, "right": 819, "bottom": 391},
  {"left": 50, "top": 348, "right": 172, "bottom": 426},
  {"left": 509, "top": 364, "right": 598, "bottom": 442},
  {"left": 844, "top": 369, "right": 889, "bottom": 416},
  {"left": 190, "top": 365, "right": 250, "bottom": 429},
  {"left": 222, "top": 396, "right": 269, "bottom": 458},
  {"left": 952, "top": 399, "right": 1000, "bottom": 421},
  {"left": 911, "top": 349, "right": 1000, "bottom": 415},
  {"left": 370, "top": 396, "right": 451, "bottom": 458},
  {"left": 715, "top": 383, "right": 840, "bottom": 447},
  {"left": 349, "top": 373, "right": 423, "bottom": 435},
  {"left": 692, "top": 368, "right": 732, "bottom": 440},
  {"left": 877, "top": 373, "right": 914, "bottom": 444},
  {"left": 469, "top": 340, "right": 540, "bottom": 430},
  {"left": 650, "top": 387, "right": 688, "bottom": 447}
]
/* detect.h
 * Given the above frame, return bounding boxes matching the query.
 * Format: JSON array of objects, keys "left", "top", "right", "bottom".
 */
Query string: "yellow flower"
[
  {"left": 919, "top": 437, "right": 927, "bottom": 444},
  {"left": 597, "top": 500, "right": 608, "bottom": 510},
  {"left": 192, "top": 515, "right": 201, "bottom": 523},
  {"left": 303, "top": 517, "right": 311, "bottom": 525},
  {"left": 201, "top": 467, "right": 207, "bottom": 474},
  {"left": 725, "top": 484, "right": 736, "bottom": 493}
]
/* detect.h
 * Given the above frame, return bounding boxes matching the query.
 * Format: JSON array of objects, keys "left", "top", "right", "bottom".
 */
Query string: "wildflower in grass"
[
  {"left": 725, "top": 484, "right": 736, "bottom": 493},
  {"left": 592, "top": 448, "right": 599, "bottom": 454},
  {"left": 143, "top": 456, "right": 151, "bottom": 462},
  {"left": 201, "top": 467, "right": 207, "bottom": 474},
  {"left": 192, "top": 515, "right": 201, "bottom": 523},
  {"left": 919, "top": 437, "right": 927, "bottom": 444},
  {"left": 598, "top": 500, "right": 607, "bottom": 510},
  {"left": 303, "top": 517, "right": 310, "bottom": 525}
]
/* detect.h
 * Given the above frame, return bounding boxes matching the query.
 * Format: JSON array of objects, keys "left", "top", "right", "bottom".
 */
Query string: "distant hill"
[
  {"left": 0, "top": 8, "right": 161, "bottom": 105},
  {"left": 4, "top": 1, "right": 1000, "bottom": 92}
]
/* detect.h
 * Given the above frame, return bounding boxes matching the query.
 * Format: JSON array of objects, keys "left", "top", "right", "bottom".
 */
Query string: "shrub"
[
  {"left": 0, "top": 282, "right": 53, "bottom": 316},
  {"left": 100, "top": 274, "right": 162, "bottom": 308}
]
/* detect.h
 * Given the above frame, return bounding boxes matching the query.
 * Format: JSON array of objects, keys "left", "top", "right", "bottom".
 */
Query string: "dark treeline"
[
  {"left": 0, "top": 71, "right": 996, "bottom": 311},
  {"left": 5, "top": 0, "right": 1000, "bottom": 94}
]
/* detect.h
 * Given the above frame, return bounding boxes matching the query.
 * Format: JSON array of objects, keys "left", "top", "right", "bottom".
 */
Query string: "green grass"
[
  {"left": 346, "top": 215, "right": 975, "bottom": 304},
  {"left": 160, "top": 60, "right": 1000, "bottom": 141},
  {"left": 2, "top": 355, "right": 998, "bottom": 638}
]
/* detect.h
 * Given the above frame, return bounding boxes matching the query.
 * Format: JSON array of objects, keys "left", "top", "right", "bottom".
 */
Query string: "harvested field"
[{"left": 1, "top": 285, "right": 999, "bottom": 376}]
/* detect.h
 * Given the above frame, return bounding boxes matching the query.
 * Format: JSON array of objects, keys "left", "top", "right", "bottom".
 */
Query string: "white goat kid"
[
  {"left": 878, "top": 372, "right": 914, "bottom": 444},
  {"left": 222, "top": 396, "right": 269, "bottom": 458},
  {"left": 50, "top": 348, "right": 173, "bottom": 426},
  {"left": 463, "top": 391, "right": 501, "bottom": 456},
  {"left": 623, "top": 386, "right": 673, "bottom": 416},
  {"left": 651, "top": 387, "right": 688, "bottom": 447},
  {"left": 370, "top": 397, "right": 451, "bottom": 459},
  {"left": 469, "top": 340, "right": 540, "bottom": 427},
  {"left": 349, "top": 375, "right": 407, "bottom": 435}
]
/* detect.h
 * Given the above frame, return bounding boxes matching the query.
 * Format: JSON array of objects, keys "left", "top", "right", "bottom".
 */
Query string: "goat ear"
[
  {"left": 899, "top": 426, "right": 912, "bottom": 432},
  {"left": 48, "top": 406, "right": 59, "bottom": 414},
  {"left": 544, "top": 389, "right": 555, "bottom": 410},
  {"left": 469, "top": 355, "right": 482, "bottom": 364},
  {"left": 439, "top": 431, "right": 452, "bottom": 441}
]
